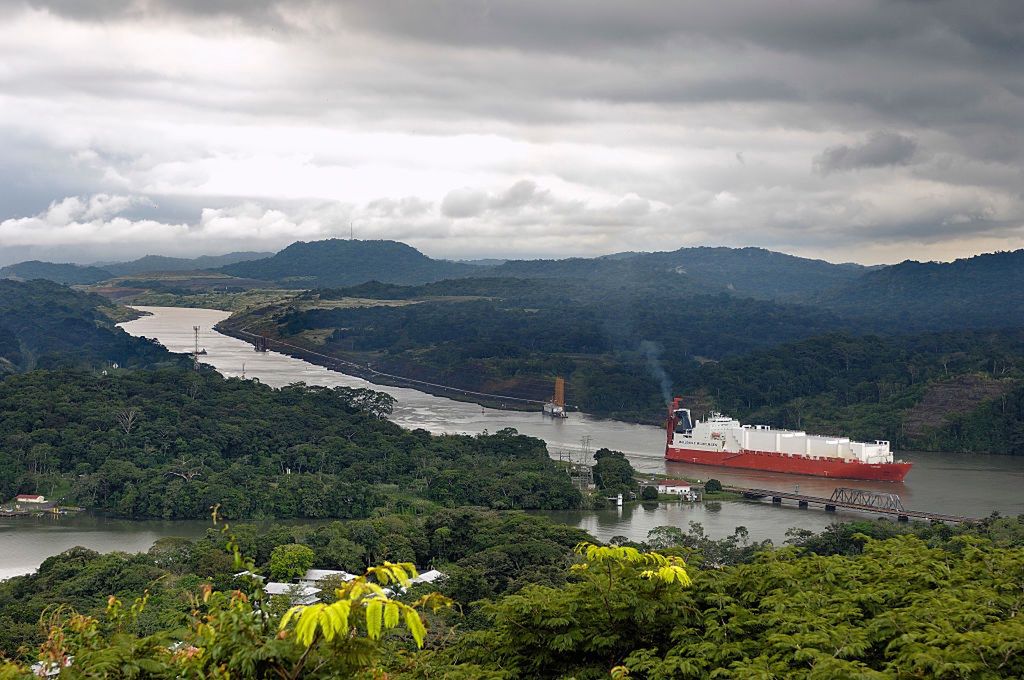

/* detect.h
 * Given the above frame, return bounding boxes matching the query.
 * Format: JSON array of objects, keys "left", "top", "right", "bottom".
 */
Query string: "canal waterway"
[
  {"left": 4, "top": 305, "right": 1022, "bottom": 579},
  {"left": 119, "top": 307, "right": 1024, "bottom": 520}
]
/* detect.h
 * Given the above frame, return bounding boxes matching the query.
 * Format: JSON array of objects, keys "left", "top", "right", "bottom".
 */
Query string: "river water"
[{"left": 3, "top": 305, "right": 1022, "bottom": 579}]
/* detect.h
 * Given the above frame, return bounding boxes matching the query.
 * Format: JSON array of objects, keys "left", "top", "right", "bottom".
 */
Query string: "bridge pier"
[
  {"left": 772, "top": 496, "right": 782, "bottom": 504},
  {"left": 825, "top": 504, "right": 836, "bottom": 512},
  {"left": 798, "top": 500, "right": 808, "bottom": 509}
]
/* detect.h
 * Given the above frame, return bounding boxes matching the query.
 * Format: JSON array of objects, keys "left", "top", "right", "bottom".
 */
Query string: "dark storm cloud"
[
  {"left": 18, "top": 1, "right": 1024, "bottom": 128},
  {"left": 813, "top": 132, "right": 919, "bottom": 174},
  {"left": 4, "top": 0, "right": 1024, "bottom": 263},
  {"left": 25, "top": 1, "right": 1024, "bottom": 56},
  {"left": 23, "top": 0, "right": 290, "bottom": 23}
]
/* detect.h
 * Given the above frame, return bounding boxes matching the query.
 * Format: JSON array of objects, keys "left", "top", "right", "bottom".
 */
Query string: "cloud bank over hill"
[{"left": 1, "top": 1, "right": 1022, "bottom": 264}]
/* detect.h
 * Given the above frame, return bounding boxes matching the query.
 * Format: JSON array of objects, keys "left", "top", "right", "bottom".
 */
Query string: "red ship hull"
[{"left": 665, "top": 446, "right": 912, "bottom": 481}]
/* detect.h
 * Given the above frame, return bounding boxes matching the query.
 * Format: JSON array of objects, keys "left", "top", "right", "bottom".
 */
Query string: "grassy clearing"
[
  {"left": 294, "top": 297, "right": 421, "bottom": 310},
  {"left": 117, "top": 289, "right": 300, "bottom": 312}
]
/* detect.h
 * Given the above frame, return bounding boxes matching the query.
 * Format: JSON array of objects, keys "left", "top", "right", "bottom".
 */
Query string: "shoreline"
[{"left": 215, "top": 320, "right": 568, "bottom": 415}]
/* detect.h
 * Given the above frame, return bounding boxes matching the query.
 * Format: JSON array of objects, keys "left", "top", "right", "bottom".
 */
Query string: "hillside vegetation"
[
  {"left": 2, "top": 515, "right": 1022, "bottom": 678},
  {"left": 818, "top": 249, "right": 1024, "bottom": 329},
  {"left": 101, "top": 251, "right": 272, "bottom": 276},
  {"left": 682, "top": 330, "right": 1024, "bottom": 451},
  {"left": 487, "top": 245, "right": 869, "bottom": 300},
  {"left": 0, "top": 280, "right": 176, "bottom": 374},
  {"left": 222, "top": 282, "right": 846, "bottom": 421},
  {"left": 0, "top": 368, "right": 581, "bottom": 518}
]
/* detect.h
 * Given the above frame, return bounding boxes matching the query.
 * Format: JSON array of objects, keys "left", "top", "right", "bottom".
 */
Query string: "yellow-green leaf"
[
  {"left": 384, "top": 601, "right": 400, "bottom": 629},
  {"left": 366, "top": 599, "right": 384, "bottom": 640},
  {"left": 404, "top": 607, "right": 427, "bottom": 648}
]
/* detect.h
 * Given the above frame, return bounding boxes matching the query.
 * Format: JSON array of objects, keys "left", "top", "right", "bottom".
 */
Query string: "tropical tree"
[{"left": 270, "top": 544, "right": 315, "bottom": 581}]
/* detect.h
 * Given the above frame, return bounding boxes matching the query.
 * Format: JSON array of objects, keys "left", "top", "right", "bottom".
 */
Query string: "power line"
[{"left": 232, "top": 327, "right": 550, "bottom": 405}]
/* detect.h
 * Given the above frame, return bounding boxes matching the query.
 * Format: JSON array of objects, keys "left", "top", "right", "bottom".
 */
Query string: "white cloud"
[{"left": 0, "top": 2, "right": 1022, "bottom": 264}]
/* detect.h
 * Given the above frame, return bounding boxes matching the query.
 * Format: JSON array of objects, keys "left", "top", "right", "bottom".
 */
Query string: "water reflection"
[{"left": 540, "top": 498, "right": 871, "bottom": 544}]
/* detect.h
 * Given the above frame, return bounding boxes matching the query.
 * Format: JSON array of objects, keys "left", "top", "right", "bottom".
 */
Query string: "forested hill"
[
  {"left": 0, "top": 260, "right": 113, "bottom": 285},
  {"left": 818, "top": 249, "right": 1024, "bottom": 330},
  {"left": 0, "top": 368, "right": 581, "bottom": 518},
  {"left": 219, "top": 239, "right": 477, "bottom": 287},
  {"left": 223, "top": 280, "right": 848, "bottom": 422},
  {"left": 488, "top": 246, "right": 869, "bottom": 301},
  {"left": 228, "top": 259, "right": 1024, "bottom": 451},
  {"left": 681, "top": 329, "right": 1024, "bottom": 453},
  {"left": 0, "top": 279, "right": 176, "bottom": 374},
  {"left": 215, "top": 239, "right": 873, "bottom": 298}
]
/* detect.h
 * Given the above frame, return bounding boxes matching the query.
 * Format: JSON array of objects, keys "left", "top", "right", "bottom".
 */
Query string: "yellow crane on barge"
[{"left": 543, "top": 377, "right": 568, "bottom": 418}]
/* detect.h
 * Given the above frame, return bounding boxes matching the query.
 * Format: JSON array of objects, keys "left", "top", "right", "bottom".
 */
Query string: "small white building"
[
  {"left": 657, "top": 480, "right": 694, "bottom": 498},
  {"left": 277, "top": 567, "right": 445, "bottom": 603},
  {"left": 234, "top": 570, "right": 265, "bottom": 582},
  {"left": 300, "top": 569, "right": 357, "bottom": 587},
  {"left": 265, "top": 582, "right": 320, "bottom": 605},
  {"left": 15, "top": 494, "right": 46, "bottom": 504},
  {"left": 410, "top": 569, "right": 445, "bottom": 585}
]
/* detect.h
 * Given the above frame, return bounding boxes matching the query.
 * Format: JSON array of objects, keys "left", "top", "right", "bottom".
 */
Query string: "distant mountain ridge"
[
  {"left": 629, "top": 246, "right": 871, "bottom": 300},
  {"left": 100, "top": 251, "right": 273, "bottom": 276},
  {"left": 818, "top": 249, "right": 1024, "bottom": 330},
  {"left": 7, "top": 239, "right": 1023, "bottom": 335},
  {"left": 486, "top": 246, "right": 869, "bottom": 300},
  {"left": 0, "top": 260, "right": 113, "bottom": 285},
  {"left": 219, "top": 239, "right": 1024, "bottom": 331},
  {"left": 0, "top": 251, "right": 272, "bottom": 285},
  {"left": 218, "top": 239, "right": 478, "bottom": 287}
]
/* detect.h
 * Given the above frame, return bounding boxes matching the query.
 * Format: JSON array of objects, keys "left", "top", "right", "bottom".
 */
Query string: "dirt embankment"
[{"left": 902, "top": 374, "right": 1018, "bottom": 438}]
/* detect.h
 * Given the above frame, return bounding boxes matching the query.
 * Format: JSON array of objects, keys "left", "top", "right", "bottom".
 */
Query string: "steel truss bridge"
[{"left": 732, "top": 485, "right": 976, "bottom": 524}]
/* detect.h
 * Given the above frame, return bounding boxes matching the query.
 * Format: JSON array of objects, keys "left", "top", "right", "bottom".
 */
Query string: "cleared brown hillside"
[{"left": 903, "top": 374, "right": 1018, "bottom": 438}]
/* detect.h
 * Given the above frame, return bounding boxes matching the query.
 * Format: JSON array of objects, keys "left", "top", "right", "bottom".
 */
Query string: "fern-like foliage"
[
  {"left": 279, "top": 562, "right": 452, "bottom": 649},
  {"left": 573, "top": 542, "right": 692, "bottom": 587}
]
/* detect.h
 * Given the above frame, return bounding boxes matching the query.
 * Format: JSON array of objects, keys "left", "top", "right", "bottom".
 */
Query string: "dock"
[{"left": 727, "top": 485, "right": 979, "bottom": 524}]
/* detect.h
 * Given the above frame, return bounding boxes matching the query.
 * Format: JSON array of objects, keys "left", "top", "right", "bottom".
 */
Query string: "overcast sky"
[{"left": 1, "top": 0, "right": 1022, "bottom": 265}]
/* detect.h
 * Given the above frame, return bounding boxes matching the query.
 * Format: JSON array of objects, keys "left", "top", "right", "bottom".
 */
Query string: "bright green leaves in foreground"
[
  {"left": 449, "top": 542, "right": 694, "bottom": 678},
  {"left": 2, "top": 560, "right": 452, "bottom": 679},
  {"left": 3, "top": 531, "right": 1023, "bottom": 678},
  {"left": 279, "top": 562, "right": 451, "bottom": 649},
  {"left": 573, "top": 542, "right": 692, "bottom": 587},
  {"left": 451, "top": 535, "right": 1024, "bottom": 679}
]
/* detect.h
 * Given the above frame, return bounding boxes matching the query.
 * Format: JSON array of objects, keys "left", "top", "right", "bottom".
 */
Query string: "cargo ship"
[{"left": 665, "top": 397, "right": 911, "bottom": 481}]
